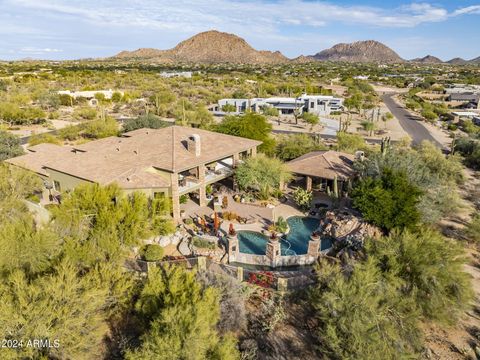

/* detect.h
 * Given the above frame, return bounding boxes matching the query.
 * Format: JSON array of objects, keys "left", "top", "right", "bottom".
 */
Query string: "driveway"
[{"left": 381, "top": 93, "right": 444, "bottom": 148}]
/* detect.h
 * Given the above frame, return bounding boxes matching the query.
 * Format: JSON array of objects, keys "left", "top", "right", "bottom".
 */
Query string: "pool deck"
[{"left": 181, "top": 192, "right": 334, "bottom": 236}]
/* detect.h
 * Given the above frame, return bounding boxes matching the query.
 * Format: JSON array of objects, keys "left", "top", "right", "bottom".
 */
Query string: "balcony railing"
[
  {"left": 205, "top": 166, "right": 233, "bottom": 182},
  {"left": 178, "top": 177, "right": 200, "bottom": 193}
]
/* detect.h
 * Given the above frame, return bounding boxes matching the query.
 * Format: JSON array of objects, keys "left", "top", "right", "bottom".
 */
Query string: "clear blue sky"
[{"left": 0, "top": 0, "right": 479, "bottom": 61}]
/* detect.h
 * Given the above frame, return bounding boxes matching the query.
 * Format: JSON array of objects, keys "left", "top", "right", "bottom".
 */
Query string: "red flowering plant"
[{"left": 247, "top": 271, "right": 276, "bottom": 289}]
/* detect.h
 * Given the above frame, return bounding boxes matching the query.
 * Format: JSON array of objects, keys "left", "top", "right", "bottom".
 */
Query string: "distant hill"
[
  {"left": 111, "top": 31, "right": 476, "bottom": 66},
  {"left": 411, "top": 55, "right": 443, "bottom": 64},
  {"left": 113, "top": 30, "right": 288, "bottom": 64},
  {"left": 291, "top": 55, "right": 316, "bottom": 63},
  {"left": 447, "top": 57, "right": 468, "bottom": 65},
  {"left": 469, "top": 56, "right": 480, "bottom": 64},
  {"left": 310, "top": 40, "right": 404, "bottom": 63}
]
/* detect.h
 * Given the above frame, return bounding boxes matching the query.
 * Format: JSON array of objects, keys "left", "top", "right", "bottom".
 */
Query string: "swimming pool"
[{"left": 237, "top": 216, "right": 332, "bottom": 256}]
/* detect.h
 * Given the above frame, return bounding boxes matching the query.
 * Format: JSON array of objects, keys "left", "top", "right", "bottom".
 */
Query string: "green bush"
[
  {"left": 82, "top": 117, "right": 118, "bottom": 139},
  {"left": 192, "top": 236, "right": 216, "bottom": 250},
  {"left": 139, "top": 244, "right": 164, "bottom": 262},
  {"left": 275, "top": 216, "right": 288, "bottom": 233},
  {"left": 122, "top": 113, "right": 170, "bottom": 133},
  {"left": 352, "top": 168, "right": 422, "bottom": 231},
  {"left": 73, "top": 107, "right": 97, "bottom": 120},
  {"left": 58, "top": 125, "right": 81, "bottom": 141},
  {"left": 465, "top": 215, "right": 480, "bottom": 243},
  {"left": 29, "top": 133, "right": 61, "bottom": 146}
]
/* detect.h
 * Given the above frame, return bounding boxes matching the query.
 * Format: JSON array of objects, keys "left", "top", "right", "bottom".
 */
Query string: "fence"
[{"left": 128, "top": 256, "right": 317, "bottom": 291}]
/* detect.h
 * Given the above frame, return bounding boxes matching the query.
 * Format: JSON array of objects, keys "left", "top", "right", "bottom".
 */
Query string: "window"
[
  {"left": 53, "top": 180, "right": 61, "bottom": 192},
  {"left": 310, "top": 101, "right": 314, "bottom": 108},
  {"left": 154, "top": 192, "right": 166, "bottom": 199}
]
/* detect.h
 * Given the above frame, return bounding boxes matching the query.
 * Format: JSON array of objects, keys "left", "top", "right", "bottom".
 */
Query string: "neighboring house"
[
  {"left": 159, "top": 71, "right": 193, "bottom": 78},
  {"left": 447, "top": 93, "right": 480, "bottom": 103},
  {"left": 6, "top": 126, "right": 261, "bottom": 223},
  {"left": 217, "top": 98, "right": 250, "bottom": 113},
  {"left": 299, "top": 94, "right": 344, "bottom": 115},
  {"left": 215, "top": 93, "right": 343, "bottom": 116},
  {"left": 57, "top": 89, "right": 124, "bottom": 106},
  {"left": 445, "top": 84, "right": 480, "bottom": 94},
  {"left": 287, "top": 150, "right": 355, "bottom": 192}
]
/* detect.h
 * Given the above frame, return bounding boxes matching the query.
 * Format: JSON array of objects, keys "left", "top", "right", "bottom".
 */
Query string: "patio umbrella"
[{"left": 213, "top": 212, "right": 220, "bottom": 232}]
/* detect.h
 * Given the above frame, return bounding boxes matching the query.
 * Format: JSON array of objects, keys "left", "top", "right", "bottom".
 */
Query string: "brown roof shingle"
[
  {"left": 6, "top": 126, "right": 261, "bottom": 189},
  {"left": 287, "top": 150, "right": 355, "bottom": 180},
  {"left": 5, "top": 143, "right": 75, "bottom": 177}
]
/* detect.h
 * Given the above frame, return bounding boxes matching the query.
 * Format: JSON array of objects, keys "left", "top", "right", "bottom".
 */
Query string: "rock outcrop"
[
  {"left": 311, "top": 40, "right": 404, "bottom": 63},
  {"left": 113, "top": 30, "right": 289, "bottom": 64}
]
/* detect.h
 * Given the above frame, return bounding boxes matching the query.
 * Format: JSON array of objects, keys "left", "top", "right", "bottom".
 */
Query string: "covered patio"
[{"left": 287, "top": 150, "right": 355, "bottom": 193}]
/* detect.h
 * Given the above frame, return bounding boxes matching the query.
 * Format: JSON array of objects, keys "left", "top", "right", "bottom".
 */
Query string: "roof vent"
[{"left": 187, "top": 134, "right": 201, "bottom": 157}]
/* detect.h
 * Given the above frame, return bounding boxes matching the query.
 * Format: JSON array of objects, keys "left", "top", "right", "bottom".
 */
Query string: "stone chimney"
[{"left": 187, "top": 134, "right": 201, "bottom": 157}]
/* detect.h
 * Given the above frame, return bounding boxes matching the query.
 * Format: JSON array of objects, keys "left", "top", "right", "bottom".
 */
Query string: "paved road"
[{"left": 381, "top": 93, "right": 444, "bottom": 148}]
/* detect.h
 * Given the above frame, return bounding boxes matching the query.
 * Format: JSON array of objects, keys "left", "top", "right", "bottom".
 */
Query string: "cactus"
[
  {"left": 346, "top": 178, "right": 353, "bottom": 193},
  {"left": 333, "top": 176, "right": 339, "bottom": 198},
  {"left": 451, "top": 135, "right": 456, "bottom": 155},
  {"left": 381, "top": 136, "right": 391, "bottom": 156}
]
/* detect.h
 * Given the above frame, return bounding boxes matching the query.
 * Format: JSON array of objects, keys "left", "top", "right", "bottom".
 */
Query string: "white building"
[
  {"left": 216, "top": 94, "right": 343, "bottom": 116},
  {"left": 299, "top": 94, "right": 344, "bottom": 115},
  {"left": 58, "top": 89, "right": 123, "bottom": 106},
  {"left": 159, "top": 71, "right": 193, "bottom": 78}
]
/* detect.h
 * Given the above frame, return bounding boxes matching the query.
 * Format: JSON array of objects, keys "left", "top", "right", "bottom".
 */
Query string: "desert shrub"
[
  {"left": 368, "top": 229, "right": 473, "bottom": 323},
  {"left": 197, "top": 270, "right": 247, "bottom": 333},
  {"left": 122, "top": 113, "right": 170, "bottom": 133},
  {"left": 292, "top": 187, "right": 313, "bottom": 211},
  {"left": 28, "top": 133, "right": 61, "bottom": 146},
  {"left": 73, "top": 107, "right": 97, "bottom": 120},
  {"left": 82, "top": 117, "right": 118, "bottom": 139},
  {"left": 192, "top": 237, "right": 216, "bottom": 250},
  {"left": 310, "top": 258, "right": 422, "bottom": 359},
  {"left": 0, "top": 130, "right": 24, "bottom": 160},
  {"left": 465, "top": 215, "right": 480, "bottom": 243},
  {"left": 222, "top": 211, "right": 239, "bottom": 221},
  {"left": 352, "top": 168, "right": 422, "bottom": 231},
  {"left": 336, "top": 132, "right": 366, "bottom": 153},
  {"left": 139, "top": 244, "right": 164, "bottom": 262},
  {"left": 58, "top": 124, "right": 81, "bottom": 141}
]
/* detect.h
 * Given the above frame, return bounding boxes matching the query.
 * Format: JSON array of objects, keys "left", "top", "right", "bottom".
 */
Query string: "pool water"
[{"left": 237, "top": 216, "right": 332, "bottom": 256}]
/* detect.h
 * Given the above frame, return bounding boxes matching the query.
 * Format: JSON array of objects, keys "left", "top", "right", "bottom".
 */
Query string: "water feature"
[{"left": 237, "top": 216, "right": 332, "bottom": 255}]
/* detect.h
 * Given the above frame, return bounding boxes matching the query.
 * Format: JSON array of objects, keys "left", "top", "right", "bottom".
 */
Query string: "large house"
[
  {"left": 6, "top": 126, "right": 261, "bottom": 223},
  {"left": 216, "top": 94, "right": 343, "bottom": 116}
]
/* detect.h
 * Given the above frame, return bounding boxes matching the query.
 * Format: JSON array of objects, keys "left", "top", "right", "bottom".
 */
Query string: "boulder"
[{"left": 159, "top": 236, "right": 171, "bottom": 247}]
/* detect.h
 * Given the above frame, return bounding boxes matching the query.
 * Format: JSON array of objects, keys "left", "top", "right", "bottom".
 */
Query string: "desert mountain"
[
  {"left": 310, "top": 40, "right": 404, "bottom": 63},
  {"left": 114, "top": 30, "right": 288, "bottom": 64},
  {"left": 291, "top": 55, "right": 316, "bottom": 63},
  {"left": 113, "top": 31, "right": 475, "bottom": 66},
  {"left": 411, "top": 55, "right": 443, "bottom": 64},
  {"left": 447, "top": 57, "right": 468, "bottom": 65},
  {"left": 469, "top": 56, "right": 480, "bottom": 64}
]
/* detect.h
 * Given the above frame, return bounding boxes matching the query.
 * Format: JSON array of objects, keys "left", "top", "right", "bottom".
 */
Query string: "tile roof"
[
  {"left": 5, "top": 143, "right": 75, "bottom": 177},
  {"left": 287, "top": 150, "right": 355, "bottom": 180},
  {"left": 6, "top": 126, "right": 261, "bottom": 189}
]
